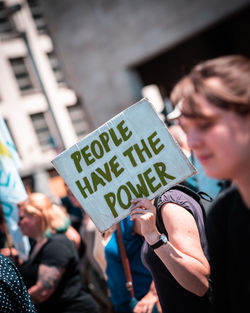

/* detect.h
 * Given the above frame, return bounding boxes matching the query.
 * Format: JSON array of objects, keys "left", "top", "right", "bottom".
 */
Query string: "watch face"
[{"left": 160, "top": 234, "right": 168, "bottom": 243}]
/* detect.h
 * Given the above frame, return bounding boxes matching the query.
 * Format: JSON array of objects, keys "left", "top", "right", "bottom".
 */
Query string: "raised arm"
[{"left": 130, "top": 198, "right": 210, "bottom": 296}]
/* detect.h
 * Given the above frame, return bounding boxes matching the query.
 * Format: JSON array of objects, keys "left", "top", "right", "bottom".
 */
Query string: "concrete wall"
[{"left": 41, "top": 0, "right": 250, "bottom": 129}]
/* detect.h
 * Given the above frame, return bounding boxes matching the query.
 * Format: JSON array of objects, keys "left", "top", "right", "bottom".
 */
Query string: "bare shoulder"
[
  {"left": 161, "top": 202, "right": 197, "bottom": 232},
  {"left": 161, "top": 202, "right": 202, "bottom": 253}
]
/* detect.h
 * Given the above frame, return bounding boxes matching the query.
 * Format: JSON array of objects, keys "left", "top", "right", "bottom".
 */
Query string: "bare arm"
[
  {"left": 65, "top": 226, "right": 81, "bottom": 250},
  {"left": 130, "top": 199, "right": 210, "bottom": 296},
  {"left": 133, "top": 281, "right": 162, "bottom": 313},
  {"left": 28, "top": 264, "right": 65, "bottom": 304}
]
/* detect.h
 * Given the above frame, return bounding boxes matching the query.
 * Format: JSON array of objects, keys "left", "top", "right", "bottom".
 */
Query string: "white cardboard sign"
[{"left": 52, "top": 99, "right": 196, "bottom": 232}]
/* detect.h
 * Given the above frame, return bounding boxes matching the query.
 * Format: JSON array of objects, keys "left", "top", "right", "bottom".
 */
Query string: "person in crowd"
[
  {"left": 0, "top": 207, "right": 82, "bottom": 261},
  {"left": 62, "top": 187, "right": 113, "bottom": 313},
  {"left": 130, "top": 180, "right": 211, "bottom": 311},
  {"left": 105, "top": 216, "right": 161, "bottom": 313},
  {"left": 0, "top": 252, "right": 37, "bottom": 313},
  {"left": 168, "top": 124, "right": 191, "bottom": 159},
  {"left": 80, "top": 214, "right": 114, "bottom": 313},
  {"left": 167, "top": 54, "right": 250, "bottom": 313},
  {"left": 64, "top": 220, "right": 82, "bottom": 251},
  {"left": 61, "top": 183, "right": 84, "bottom": 232},
  {"left": 17, "top": 192, "right": 99, "bottom": 313},
  {"left": 168, "top": 120, "right": 222, "bottom": 198},
  {"left": 168, "top": 124, "right": 198, "bottom": 191}
]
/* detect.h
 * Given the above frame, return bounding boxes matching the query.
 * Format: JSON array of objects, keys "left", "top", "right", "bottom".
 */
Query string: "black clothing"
[
  {"left": 19, "top": 233, "right": 98, "bottom": 313},
  {"left": 142, "top": 189, "right": 211, "bottom": 313},
  {"left": 0, "top": 254, "right": 37, "bottom": 312},
  {"left": 206, "top": 186, "right": 250, "bottom": 313},
  {"left": 61, "top": 196, "right": 83, "bottom": 231}
]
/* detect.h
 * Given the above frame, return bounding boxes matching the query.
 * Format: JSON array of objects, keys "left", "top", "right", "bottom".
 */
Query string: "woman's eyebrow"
[{"left": 181, "top": 110, "right": 217, "bottom": 121}]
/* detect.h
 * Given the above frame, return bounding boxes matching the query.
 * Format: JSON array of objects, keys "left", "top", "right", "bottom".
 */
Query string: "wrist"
[{"left": 144, "top": 230, "right": 161, "bottom": 245}]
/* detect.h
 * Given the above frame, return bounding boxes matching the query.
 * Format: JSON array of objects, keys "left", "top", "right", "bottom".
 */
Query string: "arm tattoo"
[
  {"left": 29, "top": 264, "right": 65, "bottom": 304},
  {"left": 38, "top": 264, "right": 65, "bottom": 290}
]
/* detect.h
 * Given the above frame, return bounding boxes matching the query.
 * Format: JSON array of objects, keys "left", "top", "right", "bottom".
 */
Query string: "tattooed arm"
[{"left": 28, "top": 264, "right": 65, "bottom": 304}]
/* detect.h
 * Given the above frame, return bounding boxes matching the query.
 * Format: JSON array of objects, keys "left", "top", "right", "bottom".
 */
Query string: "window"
[
  {"left": 9, "top": 57, "right": 37, "bottom": 93},
  {"left": 67, "top": 102, "right": 89, "bottom": 139},
  {"left": 30, "top": 112, "right": 54, "bottom": 151},
  {"left": 27, "top": 0, "right": 48, "bottom": 34},
  {"left": 47, "top": 51, "right": 65, "bottom": 84},
  {"left": 0, "top": 1, "right": 16, "bottom": 39}
]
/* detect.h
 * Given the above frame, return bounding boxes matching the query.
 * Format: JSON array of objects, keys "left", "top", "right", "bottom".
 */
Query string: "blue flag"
[{"left": 0, "top": 116, "right": 30, "bottom": 260}]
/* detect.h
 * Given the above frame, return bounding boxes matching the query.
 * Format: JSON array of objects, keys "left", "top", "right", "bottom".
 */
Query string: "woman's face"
[
  {"left": 179, "top": 93, "right": 250, "bottom": 181},
  {"left": 18, "top": 206, "right": 42, "bottom": 238}
]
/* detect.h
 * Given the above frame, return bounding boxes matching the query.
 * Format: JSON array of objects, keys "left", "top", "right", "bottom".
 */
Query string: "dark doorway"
[{"left": 134, "top": 4, "right": 250, "bottom": 99}]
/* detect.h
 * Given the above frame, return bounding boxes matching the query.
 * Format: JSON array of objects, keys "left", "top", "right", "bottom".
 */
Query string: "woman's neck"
[
  {"left": 35, "top": 235, "right": 46, "bottom": 244},
  {"left": 29, "top": 236, "right": 47, "bottom": 259}
]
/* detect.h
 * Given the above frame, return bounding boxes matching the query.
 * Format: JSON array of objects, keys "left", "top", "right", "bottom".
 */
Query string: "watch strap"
[{"left": 149, "top": 234, "right": 168, "bottom": 250}]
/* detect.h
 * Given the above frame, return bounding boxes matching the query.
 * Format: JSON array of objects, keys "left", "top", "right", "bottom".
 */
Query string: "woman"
[
  {"left": 18, "top": 192, "right": 99, "bottom": 313},
  {"left": 130, "top": 186, "right": 211, "bottom": 313},
  {"left": 167, "top": 54, "right": 250, "bottom": 313}
]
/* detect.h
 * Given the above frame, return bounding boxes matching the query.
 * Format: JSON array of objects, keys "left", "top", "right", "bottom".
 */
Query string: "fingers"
[
  {"left": 146, "top": 303, "right": 155, "bottom": 313},
  {"left": 131, "top": 197, "right": 144, "bottom": 203},
  {"left": 130, "top": 198, "right": 155, "bottom": 220},
  {"left": 131, "top": 198, "right": 153, "bottom": 210},
  {"left": 130, "top": 208, "right": 147, "bottom": 221},
  {"left": 133, "top": 300, "right": 156, "bottom": 313},
  {"left": 133, "top": 303, "right": 149, "bottom": 313},
  {"left": 131, "top": 198, "right": 145, "bottom": 208}
]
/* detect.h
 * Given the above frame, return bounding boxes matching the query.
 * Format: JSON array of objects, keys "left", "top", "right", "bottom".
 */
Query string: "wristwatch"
[{"left": 149, "top": 234, "right": 168, "bottom": 250}]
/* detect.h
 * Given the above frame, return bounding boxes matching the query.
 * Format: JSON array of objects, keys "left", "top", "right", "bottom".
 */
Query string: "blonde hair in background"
[{"left": 24, "top": 193, "right": 70, "bottom": 236}]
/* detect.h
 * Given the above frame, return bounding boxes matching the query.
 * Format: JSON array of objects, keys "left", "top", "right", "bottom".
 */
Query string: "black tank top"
[{"left": 141, "top": 189, "right": 211, "bottom": 313}]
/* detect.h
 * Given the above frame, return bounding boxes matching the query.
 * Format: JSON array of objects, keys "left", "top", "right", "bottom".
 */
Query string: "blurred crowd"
[{"left": 1, "top": 54, "right": 250, "bottom": 313}]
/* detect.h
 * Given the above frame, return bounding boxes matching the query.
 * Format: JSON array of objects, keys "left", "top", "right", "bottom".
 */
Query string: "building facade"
[{"left": 0, "top": 0, "right": 90, "bottom": 194}]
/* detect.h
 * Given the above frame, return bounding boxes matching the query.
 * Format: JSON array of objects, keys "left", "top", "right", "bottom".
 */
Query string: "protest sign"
[{"left": 52, "top": 98, "right": 196, "bottom": 232}]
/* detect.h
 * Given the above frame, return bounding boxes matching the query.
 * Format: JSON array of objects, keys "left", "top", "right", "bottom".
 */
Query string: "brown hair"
[{"left": 170, "top": 55, "right": 250, "bottom": 116}]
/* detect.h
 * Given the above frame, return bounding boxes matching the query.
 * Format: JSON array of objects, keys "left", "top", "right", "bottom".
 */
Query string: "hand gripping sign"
[{"left": 52, "top": 99, "right": 196, "bottom": 232}]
